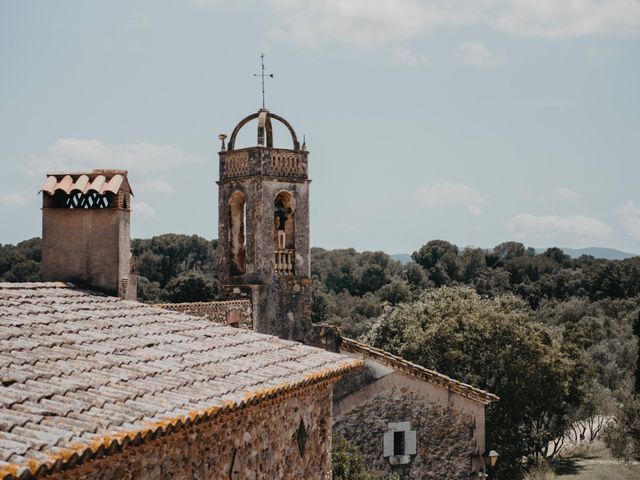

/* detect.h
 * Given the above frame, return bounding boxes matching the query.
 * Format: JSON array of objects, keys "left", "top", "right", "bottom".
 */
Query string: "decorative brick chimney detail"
[{"left": 40, "top": 169, "right": 136, "bottom": 300}]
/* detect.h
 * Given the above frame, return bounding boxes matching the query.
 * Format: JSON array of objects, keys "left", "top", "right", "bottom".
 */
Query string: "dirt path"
[{"left": 554, "top": 455, "right": 640, "bottom": 479}]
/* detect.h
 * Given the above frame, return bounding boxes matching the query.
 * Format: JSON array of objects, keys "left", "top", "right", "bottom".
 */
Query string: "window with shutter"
[{"left": 383, "top": 422, "right": 417, "bottom": 465}]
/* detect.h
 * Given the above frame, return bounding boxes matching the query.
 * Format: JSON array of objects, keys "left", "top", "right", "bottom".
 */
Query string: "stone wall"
[
  {"left": 334, "top": 386, "right": 477, "bottom": 480},
  {"left": 156, "top": 300, "right": 252, "bottom": 329},
  {"left": 48, "top": 381, "right": 334, "bottom": 480},
  {"left": 217, "top": 144, "right": 315, "bottom": 344}
]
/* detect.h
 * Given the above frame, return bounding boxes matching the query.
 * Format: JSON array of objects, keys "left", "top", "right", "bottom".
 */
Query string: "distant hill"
[
  {"left": 535, "top": 247, "right": 639, "bottom": 260},
  {"left": 391, "top": 254, "right": 412, "bottom": 264},
  {"left": 392, "top": 247, "right": 638, "bottom": 263}
]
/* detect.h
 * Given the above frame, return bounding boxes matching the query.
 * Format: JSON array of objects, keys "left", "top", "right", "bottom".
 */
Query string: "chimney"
[{"left": 40, "top": 169, "right": 137, "bottom": 300}]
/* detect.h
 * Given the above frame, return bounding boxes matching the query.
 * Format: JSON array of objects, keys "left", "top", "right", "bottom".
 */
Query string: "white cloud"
[
  {"left": 132, "top": 201, "right": 156, "bottom": 218},
  {"left": 136, "top": 179, "right": 175, "bottom": 195},
  {"left": 416, "top": 182, "right": 485, "bottom": 215},
  {"left": 555, "top": 187, "right": 579, "bottom": 202},
  {"left": 467, "top": 205, "right": 483, "bottom": 216},
  {"left": 392, "top": 47, "right": 429, "bottom": 66},
  {"left": 494, "top": 0, "right": 640, "bottom": 38},
  {"left": 0, "top": 193, "right": 27, "bottom": 207},
  {"left": 508, "top": 213, "right": 613, "bottom": 245},
  {"left": 457, "top": 41, "right": 505, "bottom": 67},
  {"left": 269, "top": 0, "right": 431, "bottom": 47},
  {"left": 262, "top": 0, "right": 640, "bottom": 47},
  {"left": 25, "top": 138, "right": 203, "bottom": 176},
  {"left": 617, "top": 201, "right": 640, "bottom": 240}
]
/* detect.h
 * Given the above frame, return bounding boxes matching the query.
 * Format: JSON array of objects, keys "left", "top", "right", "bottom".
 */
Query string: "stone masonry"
[
  {"left": 217, "top": 110, "right": 315, "bottom": 344},
  {"left": 334, "top": 387, "right": 476, "bottom": 480},
  {"left": 46, "top": 381, "right": 335, "bottom": 480},
  {"left": 157, "top": 299, "right": 252, "bottom": 329}
]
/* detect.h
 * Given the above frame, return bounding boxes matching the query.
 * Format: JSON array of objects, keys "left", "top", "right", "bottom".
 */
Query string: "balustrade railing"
[
  {"left": 274, "top": 249, "right": 295, "bottom": 273},
  {"left": 220, "top": 148, "right": 307, "bottom": 180},
  {"left": 222, "top": 152, "right": 251, "bottom": 177},
  {"left": 267, "top": 153, "right": 302, "bottom": 177}
]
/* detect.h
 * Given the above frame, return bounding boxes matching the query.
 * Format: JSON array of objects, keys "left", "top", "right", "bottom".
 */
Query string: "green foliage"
[
  {"left": 332, "top": 436, "right": 378, "bottom": 480},
  {"left": 412, "top": 240, "right": 460, "bottom": 286},
  {"left": 165, "top": 270, "right": 217, "bottom": 303},
  {"left": 132, "top": 234, "right": 218, "bottom": 303},
  {"left": 309, "top": 243, "right": 639, "bottom": 469},
  {"left": 0, "top": 238, "right": 41, "bottom": 282},
  {"left": 537, "top": 297, "right": 639, "bottom": 394},
  {"left": 367, "top": 287, "right": 580, "bottom": 478},
  {"left": 605, "top": 393, "right": 640, "bottom": 461},
  {"left": 310, "top": 248, "right": 404, "bottom": 337},
  {"left": 634, "top": 313, "right": 640, "bottom": 394},
  {"left": 409, "top": 240, "right": 640, "bottom": 305}
]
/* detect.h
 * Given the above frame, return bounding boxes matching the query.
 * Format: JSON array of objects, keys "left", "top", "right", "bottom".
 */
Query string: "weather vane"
[{"left": 253, "top": 53, "right": 273, "bottom": 109}]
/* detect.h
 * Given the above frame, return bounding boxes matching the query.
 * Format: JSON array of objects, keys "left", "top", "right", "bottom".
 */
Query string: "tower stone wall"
[{"left": 217, "top": 111, "right": 315, "bottom": 342}]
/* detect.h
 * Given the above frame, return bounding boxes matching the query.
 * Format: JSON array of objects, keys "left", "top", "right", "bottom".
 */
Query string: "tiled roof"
[
  {"left": 0, "top": 283, "right": 361, "bottom": 480},
  {"left": 341, "top": 337, "right": 499, "bottom": 405},
  {"left": 40, "top": 170, "right": 132, "bottom": 196}
]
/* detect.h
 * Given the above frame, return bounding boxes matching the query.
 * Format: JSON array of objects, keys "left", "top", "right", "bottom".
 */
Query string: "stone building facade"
[
  {"left": 334, "top": 388, "right": 476, "bottom": 479},
  {"left": 0, "top": 164, "right": 362, "bottom": 480},
  {"left": 334, "top": 339, "right": 497, "bottom": 479},
  {"left": 47, "top": 381, "right": 334, "bottom": 480},
  {"left": 0, "top": 282, "right": 360, "bottom": 480}
]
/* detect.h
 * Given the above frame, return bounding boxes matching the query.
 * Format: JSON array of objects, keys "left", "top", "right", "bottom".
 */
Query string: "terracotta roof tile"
[
  {"left": 0, "top": 282, "right": 362, "bottom": 479},
  {"left": 39, "top": 170, "right": 132, "bottom": 196}
]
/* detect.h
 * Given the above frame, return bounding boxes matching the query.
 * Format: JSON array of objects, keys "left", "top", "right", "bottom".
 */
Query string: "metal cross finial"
[{"left": 253, "top": 53, "right": 273, "bottom": 109}]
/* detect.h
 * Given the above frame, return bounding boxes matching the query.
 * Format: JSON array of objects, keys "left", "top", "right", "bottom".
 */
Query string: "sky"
[{"left": 1, "top": 0, "right": 639, "bottom": 255}]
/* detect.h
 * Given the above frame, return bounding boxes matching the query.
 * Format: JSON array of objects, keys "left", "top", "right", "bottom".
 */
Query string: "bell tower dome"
[{"left": 217, "top": 109, "right": 313, "bottom": 342}]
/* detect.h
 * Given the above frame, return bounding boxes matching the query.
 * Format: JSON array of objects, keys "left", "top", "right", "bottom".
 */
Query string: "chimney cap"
[{"left": 40, "top": 169, "right": 133, "bottom": 196}]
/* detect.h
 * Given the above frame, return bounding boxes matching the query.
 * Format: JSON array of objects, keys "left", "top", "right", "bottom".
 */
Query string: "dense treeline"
[
  {"left": 132, "top": 234, "right": 218, "bottom": 303},
  {"left": 0, "top": 238, "right": 41, "bottom": 282},
  {"left": 312, "top": 240, "right": 640, "bottom": 477},
  {"left": 2, "top": 236, "right": 639, "bottom": 476},
  {"left": 312, "top": 240, "right": 640, "bottom": 338},
  {"left": 0, "top": 235, "right": 219, "bottom": 303}
]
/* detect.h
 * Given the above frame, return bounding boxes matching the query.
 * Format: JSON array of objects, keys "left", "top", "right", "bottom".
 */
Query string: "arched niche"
[
  {"left": 274, "top": 191, "right": 295, "bottom": 251},
  {"left": 229, "top": 191, "right": 247, "bottom": 275}
]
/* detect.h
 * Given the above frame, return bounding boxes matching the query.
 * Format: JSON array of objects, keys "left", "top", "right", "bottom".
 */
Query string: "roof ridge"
[
  {"left": 340, "top": 337, "right": 499, "bottom": 405},
  {"left": 0, "top": 282, "right": 73, "bottom": 290}
]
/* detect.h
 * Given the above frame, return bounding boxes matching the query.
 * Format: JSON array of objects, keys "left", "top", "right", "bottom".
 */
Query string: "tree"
[
  {"left": 378, "top": 278, "right": 411, "bottom": 305},
  {"left": 492, "top": 241, "right": 527, "bottom": 261},
  {"left": 634, "top": 312, "right": 640, "bottom": 394},
  {"left": 332, "top": 436, "right": 378, "bottom": 480},
  {"left": 605, "top": 393, "right": 640, "bottom": 461},
  {"left": 0, "top": 238, "right": 42, "bottom": 282},
  {"left": 367, "top": 287, "right": 578, "bottom": 478},
  {"left": 165, "top": 271, "right": 217, "bottom": 303},
  {"left": 412, "top": 240, "right": 460, "bottom": 286},
  {"left": 460, "top": 247, "right": 487, "bottom": 282}
]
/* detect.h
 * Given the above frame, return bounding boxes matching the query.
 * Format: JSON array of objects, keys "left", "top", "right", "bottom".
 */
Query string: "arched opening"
[
  {"left": 227, "top": 111, "right": 300, "bottom": 151},
  {"left": 229, "top": 191, "right": 247, "bottom": 275},
  {"left": 274, "top": 191, "right": 295, "bottom": 273}
]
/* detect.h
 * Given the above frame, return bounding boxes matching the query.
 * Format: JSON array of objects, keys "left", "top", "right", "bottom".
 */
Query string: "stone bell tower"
[{"left": 217, "top": 109, "right": 314, "bottom": 342}]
